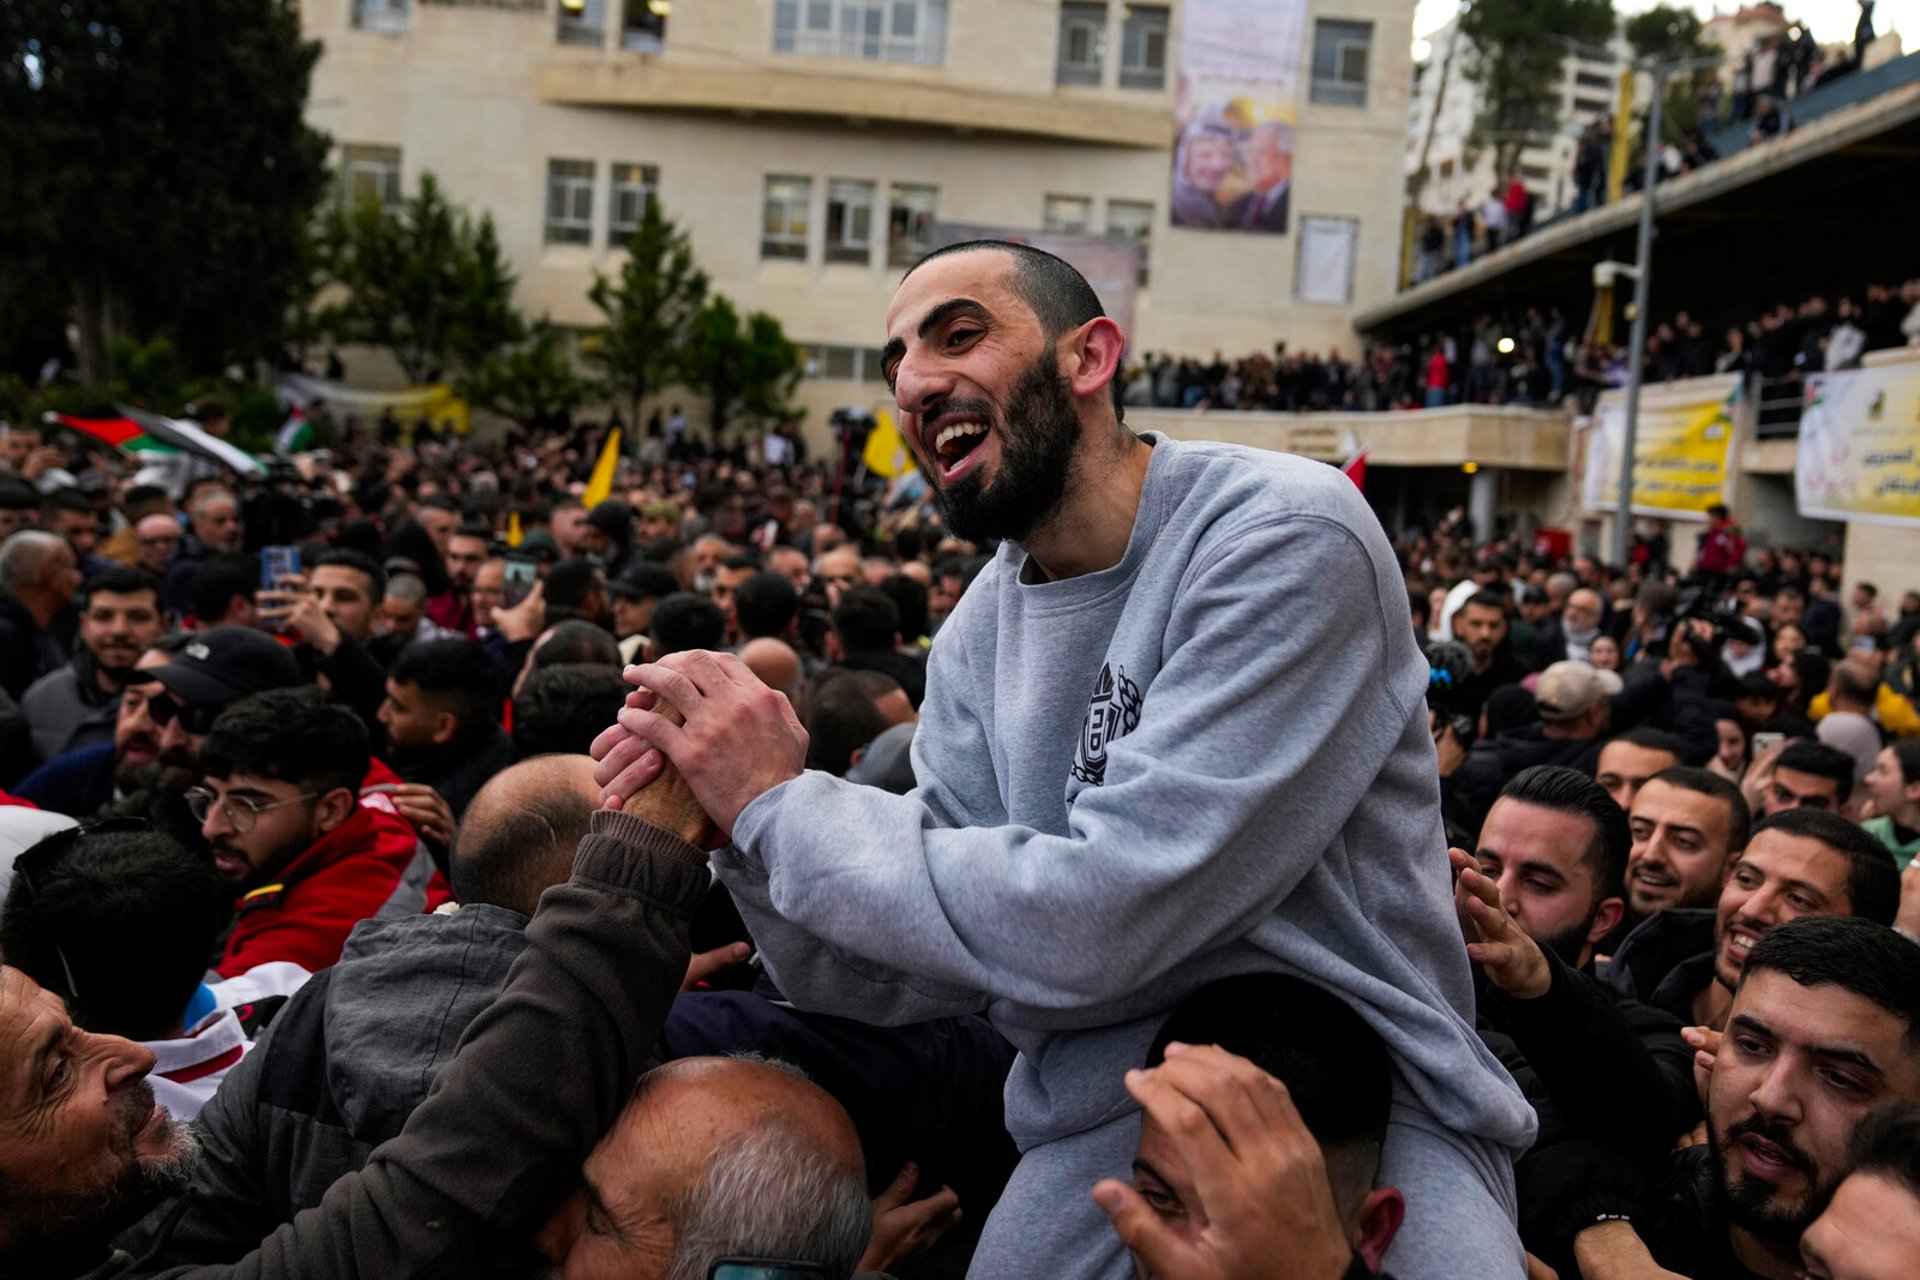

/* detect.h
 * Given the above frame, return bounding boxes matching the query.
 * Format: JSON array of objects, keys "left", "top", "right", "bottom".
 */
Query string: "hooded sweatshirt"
[{"left": 714, "top": 436, "right": 1537, "bottom": 1277}]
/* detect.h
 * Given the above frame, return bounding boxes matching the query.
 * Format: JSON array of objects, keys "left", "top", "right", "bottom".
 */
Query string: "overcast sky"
[{"left": 1412, "top": 0, "right": 1912, "bottom": 53}]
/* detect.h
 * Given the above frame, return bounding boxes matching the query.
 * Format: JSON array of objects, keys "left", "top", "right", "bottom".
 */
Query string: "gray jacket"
[
  {"left": 21, "top": 651, "right": 118, "bottom": 763},
  {"left": 123, "top": 904, "right": 533, "bottom": 1267}
]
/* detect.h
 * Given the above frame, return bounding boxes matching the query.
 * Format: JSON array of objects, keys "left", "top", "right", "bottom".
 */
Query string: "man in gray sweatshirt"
[{"left": 595, "top": 241, "right": 1538, "bottom": 1278}]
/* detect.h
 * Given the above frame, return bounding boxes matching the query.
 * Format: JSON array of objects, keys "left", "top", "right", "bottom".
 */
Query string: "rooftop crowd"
[
  {"left": 3, "top": 241, "right": 1920, "bottom": 1280},
  {"left": 1124, "top": 269, "right": 1920, "bottom": 418}
]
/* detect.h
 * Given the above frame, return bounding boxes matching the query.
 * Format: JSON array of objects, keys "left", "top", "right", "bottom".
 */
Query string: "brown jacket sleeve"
[{"left": 138, "top": 809, "right": 709, "bottom": 1280}]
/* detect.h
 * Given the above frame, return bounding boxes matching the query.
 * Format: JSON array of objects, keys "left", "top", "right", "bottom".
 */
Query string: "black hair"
[
  {"left": 735, "top": 570, "right": 799, "bottom": 640},
  {"left": 832, "top": 586, "right": 901, "bottom": 652},
  {"left": 40, "top": 487, "right": 92, "bottom": 518},
  {"left": 1750, "top": 809, "right": 1900, "bottom": 925},
  {"left": 1609, "top": 726, "right": 1685, "bottom": 760},
  {"left": 1463, "top": 589, "right": 1510, "bottom": 615},
  {"left": 1645, "top": 766, "right": 1752, "bottom": 852},
  {"left": 512, "top": 663, "right": 631, "bottom": 761},
  {"left": 120, "top": 484, "right": 171, "bottom": 518},
  {"left": 1739, "top": 916, "right": 1920, "bottom": 1051},
  {"left": 1846, "top": 1101, "right": 1920, "bottom": 1201},
  {"left": 906, "top": 239, "right": 1106, "bottom": 341},
  {"left": 806, "top": 669, "right": 901, "bottom": 777},
  {"left": 190, "top": 552, "right": 259, "bottom": 624},
  {"left": 381, "top": 520, "right": 448, "bottom": 594},
  {"left": 389, "top": 639, "right": 504, "bottom": 738},
  {"left": 312, "top": 547, "right": 386, "bottom": 599},
  {"left": 1889, "top": 740, "right": 1920, "bottom": 788},
  {"left": 1148, "top": 973, "right": 1392, "bottom": 1193},
  {"left": 544, "top": 558, "right": 604, "bottom": 612},
  {"left": 420, "top": 494, "right": 461, "bottom": 516},
  {"left": 450, "top": 775, "right": 598, "bottom": 918},
  {"left": 200, "top": 687, "right": 370, "bottom": 795},
  {"left": 720, "top": 549, "right": 766, "bottom": 573},
  {"left": 879, "top": 574, "right": 930, "bottom": 642},
  {"left": 82, "top": 564, "right": 161, "bottom": 608},
  {"left": 1774, "top": 740, "right": 1858, "bottom": 798},
  {"left": 1497, "top": 765, "right": 1629, "bottom": 900},
  {"left": 452, "top": 522, "right": 493, "bottom": 545},
  {"left": 532, "top": 619, "right": 621, "bottom": 670},
  {"left": 650, "top": 592, "right": 726, "bottom": 657},
  {"left": 0, "top": 478, "right": 38, "bottom": 511},
  {"left": 1, "top": 826, "right": 230, "bottom": 1041},
  {"left": 1409, "top": 588, "right": 1430, "bottom": 626}
]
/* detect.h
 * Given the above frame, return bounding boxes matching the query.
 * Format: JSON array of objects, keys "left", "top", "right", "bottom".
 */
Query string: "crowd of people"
[
  {"left": 1127, "top": 271, "right": 1920, "bottom": 419},
  {"left": 4, "top": 240, "right": 1920, "bottom": 1280}
]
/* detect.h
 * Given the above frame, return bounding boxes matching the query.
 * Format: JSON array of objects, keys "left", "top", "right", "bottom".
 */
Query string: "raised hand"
[{"left": 1451, "top": 847, "right": 1552, "bottom": 1000}]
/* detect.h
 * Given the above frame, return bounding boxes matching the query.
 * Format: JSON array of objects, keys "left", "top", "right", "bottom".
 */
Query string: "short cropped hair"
[
  {"left": 1498, "top": 765, "right": 1629, "bottom": 900},
  {"left": 389, "top": 639, "right": 503, "bottom": 739},
  {"left": 200, "top": 687, "right": 370, "bottom": 796},
  {"left": 1774, "top": 740, "right": 1859, "bottom": 799},
  {"left": 1739, "top": 916, "right": 1920, "bottom": 1052},
  {"left": 512, "top": 664, "right": 629, "bottom": 761},
  {"left": 1645, "top": 766, "right": 1752, "bottom": 852},
  {"left": 1751, "top": 808, "right": 1900, "bottom": 925},
  {"left": 907, "top": 239, "right": 1106, "bottom": 341}
]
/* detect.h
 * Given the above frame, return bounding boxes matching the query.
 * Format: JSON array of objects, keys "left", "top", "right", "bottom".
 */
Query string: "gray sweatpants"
[{"left": 965, "top": 1076, "right": 1526, "bottom": 1280}]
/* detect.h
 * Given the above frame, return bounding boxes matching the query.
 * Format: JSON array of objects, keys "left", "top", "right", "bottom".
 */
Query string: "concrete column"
[{"left": 1470, "top": 467, "right": 1496, "bottom": 546}]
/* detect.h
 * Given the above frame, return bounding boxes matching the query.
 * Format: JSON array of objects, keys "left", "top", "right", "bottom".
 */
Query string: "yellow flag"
[
  {"left": 583, "top": 427, "right": 621, "bottom": 508},
  {"left": 506, "top": 511, "right": 523, "bottom": 548},
  {"left": 861, "top": 410, "right": 911, "bottom": 479}
]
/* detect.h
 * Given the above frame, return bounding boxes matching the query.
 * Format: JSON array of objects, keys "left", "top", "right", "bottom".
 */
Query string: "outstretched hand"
[
  {"left": 1451, "top": 848, "right": 1553, "bottom": 1001},
  {"left": 591, "top": 651, "right": 808, "bottom": 838}
]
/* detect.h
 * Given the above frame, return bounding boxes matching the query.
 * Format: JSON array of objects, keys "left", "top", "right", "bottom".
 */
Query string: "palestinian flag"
[
  {"left": 275, "top": 407, "right": 314, "bottom": 455},
  {"left": 47, "top": 412, "right": 173, "bottom": 454}
]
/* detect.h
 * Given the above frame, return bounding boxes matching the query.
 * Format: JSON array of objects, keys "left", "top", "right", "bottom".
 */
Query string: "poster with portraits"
[{"left": 1171, "top": 0, "right": 1309, "bottom": 234}]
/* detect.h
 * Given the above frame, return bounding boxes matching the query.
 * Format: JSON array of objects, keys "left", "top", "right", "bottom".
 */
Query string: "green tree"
[
  {"left": 1623, "top": 6, "right": 1721, "bottom": 143},
  {"left": 312, "top": 173, "right": 523, "bottom": 384},
  {"left": 1459, "top": 0, "right": 1618, "bottom": 178},
  {"left": 681, "top": 297, "right": 803, "bottom": 443},
  {"left": 0, "top": 0, "right": 331, "bottom": 383},
  {"left": 461, "top": 324, "right": 602, "bottom": 429},
  {"left": 587, "top": 196, "right": 709, "bottom": 424}
]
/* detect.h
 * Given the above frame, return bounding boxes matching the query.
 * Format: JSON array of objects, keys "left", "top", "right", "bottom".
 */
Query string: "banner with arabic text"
[
  {"left": 1797, "top": 364, "right": 1920, "bottom": 527},
  {"left": 1583, "top": 378, "right": 1739, "bottom": 516}
]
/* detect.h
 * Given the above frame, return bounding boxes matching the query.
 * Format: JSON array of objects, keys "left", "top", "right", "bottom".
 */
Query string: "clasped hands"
[{"left": 590, "top": 650, "right": 810, "bottom": 844}]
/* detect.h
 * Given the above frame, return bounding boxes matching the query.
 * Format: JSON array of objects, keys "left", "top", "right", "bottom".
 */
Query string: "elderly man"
[
  {"left": 0, "top": 529, "right": 82, "bottom": 700},
  {"left": 0, "top": 739, "right": 798, "bottom": 1279},
  {"left": 164, "top": 487, "right": 243, "bottom": 618},
  {"left": 597, "top": 241, "right": 1534, "bottom": 1277},
  {"left": 134, "top": 514, "right": 183, "bottom": 578}
]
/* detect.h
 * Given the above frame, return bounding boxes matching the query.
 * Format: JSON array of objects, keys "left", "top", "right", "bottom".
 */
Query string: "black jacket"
[
  {"left": 1449, "top": 724, "right": 1604, "bottom": 835},
  {"left": 0, "top": 589, "right": 69, "bottom": 700},
  {"left": 1601, "top": 907, "right": 1719, "bottom": 1024},
  {"left": 390, "top": 723, "right": 515, "bottom": 821}
]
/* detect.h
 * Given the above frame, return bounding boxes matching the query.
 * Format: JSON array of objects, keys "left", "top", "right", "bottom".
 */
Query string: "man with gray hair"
[
  {"left": 0, "top": 528, "right": 82, "bottom": 699},
  {"left": 165, "top": 487, "right": 244, "bottom": 617}
]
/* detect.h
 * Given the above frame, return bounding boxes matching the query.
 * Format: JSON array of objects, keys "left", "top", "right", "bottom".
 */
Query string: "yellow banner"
[
  {"left": 583, "top": 426, "right": 622, "bottom": 508},
  {"left": 1798, "top": 364, "right": 1920, "bottom": 526},
  {"left": 1584, "top": 379, "right": 1738, "bottom": 515},
  {"left": 862, "top": 410, "right": 912, "bottom": 479}
]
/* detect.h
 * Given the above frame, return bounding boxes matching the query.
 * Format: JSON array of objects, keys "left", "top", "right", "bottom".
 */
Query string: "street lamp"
[{"left": 1611, "top": 52, "right": 1723, "bottom": 571}]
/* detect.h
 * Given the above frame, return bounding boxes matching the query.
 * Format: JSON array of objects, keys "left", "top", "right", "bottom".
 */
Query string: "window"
[
  {"left": 1309, "top": 19, "right": 1371, "bottom": 107},
  {"left": 1575, "top": 71, "right": 1615, "bottom": 91},
  {"left": 557, "top": 0, "right": 607, "bottom": 46},
  {"left": 1574, "top": 96, "right": 1611, "bottom": 115},
  {"left": 887, "top": 183, "right": 937, "bottom": 267},
  {"left": 1057, "top": 3, "right": 1106, "bottom": 86},
  {"left": 1106, "top": 199, "right": 1153, "bottom": 284},
  {"left": 762, "top": 175, "right": 813, "bottom": 260},
  {"left": 826, "top": 179, "right": 876, "bottom": 265},
  {"left": 773, "top": 0, "right": 948, "bottom": 65},
  {"left": 352, "top": 0, "right": 411, "bottom": 32},
  {"left": 1119, "top": 5, "right": 1168, "bottom": 90},
  {"left": 340, "top": 144, "right": 402, "bottom": 207},
  {"left": 1295, "top": 216, "right": 1358, "bottom": 305},
  {"left": 1044, "top": 195, "right": 1092, "bottom": 234},
  {"left": 545, "top": 159, "right": 595, "bottom": 245},
  {"left": 805, "top": 345, "right": 890, "bottom": 383},
  {"left": 607, "top": 163, "right": 659, "bottom": 246},
  {"left": 623, "top": 0, "right": 667, "bottom": 51}
]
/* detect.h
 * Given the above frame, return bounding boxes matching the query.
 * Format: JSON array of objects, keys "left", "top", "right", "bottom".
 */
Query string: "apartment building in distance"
[
  {"left": 305, "top": 0, "right": 1416, "bottom": 430},
  {"left": 1404, "top": 15, "right": 1632, "bottom": 222}
]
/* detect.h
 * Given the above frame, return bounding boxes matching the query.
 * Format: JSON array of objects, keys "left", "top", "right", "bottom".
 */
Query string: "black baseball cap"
[
  {"left": 609, "top": 563, "right": 679, "bottom": 601},
  {"left": 134, "top": 626, "right": 305, "bottom": 705}
]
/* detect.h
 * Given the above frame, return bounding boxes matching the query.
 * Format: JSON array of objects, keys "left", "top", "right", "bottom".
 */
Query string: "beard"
[
  {"left": 210, "top": 819, "right": 318, "bottom": 891},
  {"left": 1534, "top": 917, "right": 1595, "bottom": 968},
  {"left": 927, "top": 349, "right": 1082, "bottom": 545},
  {"left": 1, "top": 1082, "right": 198, "bottom": 1273},
  {"left": 1709, "top": 1109, "right": 1833, "bottom": 1245}
]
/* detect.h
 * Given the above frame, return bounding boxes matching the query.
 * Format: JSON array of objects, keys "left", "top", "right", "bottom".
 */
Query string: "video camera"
[{"left": 1423, "top": 638, "right": 1479, "bottom": 748}]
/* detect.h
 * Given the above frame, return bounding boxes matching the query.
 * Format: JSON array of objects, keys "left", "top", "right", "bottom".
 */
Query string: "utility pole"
[{"left": 1611, "top": 52, "right": 1723, "bottom": 570}]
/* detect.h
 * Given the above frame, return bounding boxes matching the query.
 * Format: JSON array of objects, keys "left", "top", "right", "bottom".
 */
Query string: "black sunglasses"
[
  {"left": 12, "top": 817, "right": 155, "bottom": 1010},
  {"left": 143, "top": 690, "right": 228, "bottom": 736}
]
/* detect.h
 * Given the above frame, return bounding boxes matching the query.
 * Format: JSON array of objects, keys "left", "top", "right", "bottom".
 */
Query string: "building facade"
[
  {"left": 1404, "top": 16, "right": 1631, "bottom": 221},
  {"left": 303, "top": 0, "right": 1415, "bottom": 433}
]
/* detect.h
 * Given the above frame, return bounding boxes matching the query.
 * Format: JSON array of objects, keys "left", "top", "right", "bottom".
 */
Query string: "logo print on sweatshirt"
[{"left": 1070, "top": 663, "right": 1143, "bottom": 786}]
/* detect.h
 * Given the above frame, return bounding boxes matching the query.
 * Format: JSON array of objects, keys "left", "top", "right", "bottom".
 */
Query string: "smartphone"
[
  {"left": 708, "top": 1263, "right": 829, "bottom": 1280},
  {"left": 1752, "top": 731, "right": 1785, "bottom": 756},
  {"left": 502, "top": 557, "right": 538, "bottom": 608},
  {"left": 260, "top": 545, "right": 300, "bottom": 593}
]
